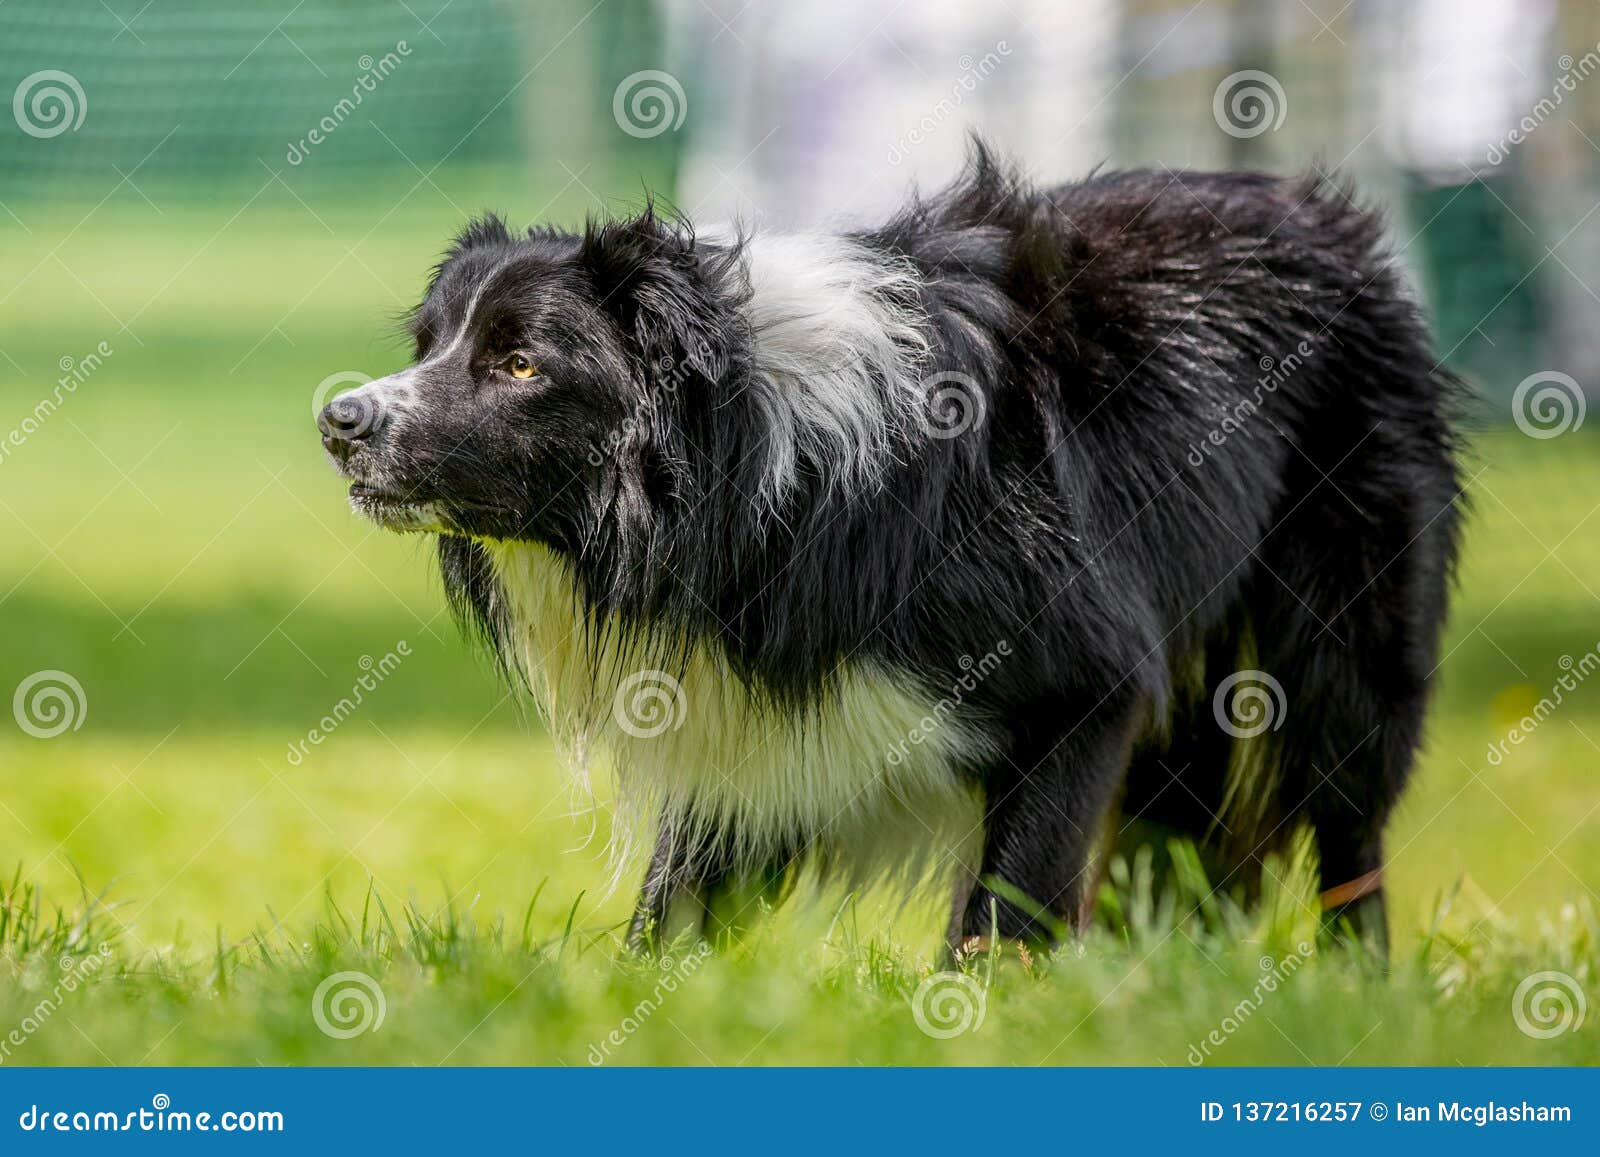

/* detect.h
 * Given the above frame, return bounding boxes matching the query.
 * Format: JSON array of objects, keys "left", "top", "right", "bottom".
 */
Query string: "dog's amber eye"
[{"left": 506, "top": 354, "right": 537, "bottom": 380}]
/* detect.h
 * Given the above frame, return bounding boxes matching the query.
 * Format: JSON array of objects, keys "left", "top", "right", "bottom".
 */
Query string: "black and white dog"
[{"left": 317, "top": 145, "right": 1461, "bottom": 953}]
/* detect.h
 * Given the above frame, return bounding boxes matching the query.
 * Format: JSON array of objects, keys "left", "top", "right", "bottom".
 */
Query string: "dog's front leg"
[
  {"left": 956, "top": 694, "right": 1142, "bottom": 950},
  {"left": 627, "top": 817, "right": 793, "bottom": 954},
  {"left": 627, "top": 818, "right": 728, "bottom": 954}
]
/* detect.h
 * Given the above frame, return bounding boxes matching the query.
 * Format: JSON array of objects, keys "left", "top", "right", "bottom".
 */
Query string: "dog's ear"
[{"left": 577, "top": 206, "right": 732, "bottom": 384}]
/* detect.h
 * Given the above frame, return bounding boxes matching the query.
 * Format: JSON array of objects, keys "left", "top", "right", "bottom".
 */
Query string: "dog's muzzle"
[
  {"left": 317, "top": 393, "right": 382, "bottom": 465},
  {"left": 316, "top": 368, "right": 415, "bottom": 471},
  {"left": 316, "top": 369, "right": 445, "bottom": 533}
]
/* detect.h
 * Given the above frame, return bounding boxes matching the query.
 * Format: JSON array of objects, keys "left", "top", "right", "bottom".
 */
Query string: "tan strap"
[{"left": 1320, "top": 867, "right": 1384, "bottom": 911}]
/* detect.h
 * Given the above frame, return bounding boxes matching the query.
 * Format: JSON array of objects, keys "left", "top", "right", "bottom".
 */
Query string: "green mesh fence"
[
  {"left": 1, "top": 0, "right": 1575, "bottom": 398},
  {"left": 0, "top": 0, "right": 665, "bottom": 196}
]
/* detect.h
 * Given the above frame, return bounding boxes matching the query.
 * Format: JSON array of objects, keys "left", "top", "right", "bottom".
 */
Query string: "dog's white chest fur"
[{"left": 487, "top": 543, "right": 990, "bottom": 883}]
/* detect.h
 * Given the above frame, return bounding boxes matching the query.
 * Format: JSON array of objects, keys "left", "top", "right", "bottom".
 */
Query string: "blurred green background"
[{"left": 1, "top": 0, "right": 1597, "bottom": 1064}]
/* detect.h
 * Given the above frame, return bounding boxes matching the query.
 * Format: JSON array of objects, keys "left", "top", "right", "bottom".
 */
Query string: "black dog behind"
[{"left": 318, "top": 142, "right": 1462, "bottom": 953}]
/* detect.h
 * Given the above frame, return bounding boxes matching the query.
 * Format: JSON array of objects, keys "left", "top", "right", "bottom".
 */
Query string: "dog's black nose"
[{"left": 317, "top": 394, "right": 379, "bottom": 462}]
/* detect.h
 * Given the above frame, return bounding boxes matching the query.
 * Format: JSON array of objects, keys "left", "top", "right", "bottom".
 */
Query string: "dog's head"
[{"left": 316, "top": 211, "right": 733, "bottom": 543}]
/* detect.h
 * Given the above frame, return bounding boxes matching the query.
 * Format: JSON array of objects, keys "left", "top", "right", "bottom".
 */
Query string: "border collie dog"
[{"left": 318, "top": 145, "right": 1461, "bottom": 953}]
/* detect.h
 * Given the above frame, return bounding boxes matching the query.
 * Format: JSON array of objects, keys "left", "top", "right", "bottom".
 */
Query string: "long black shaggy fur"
[{"left": 321, "top": 142, "right": 1464, "bottom": 952}]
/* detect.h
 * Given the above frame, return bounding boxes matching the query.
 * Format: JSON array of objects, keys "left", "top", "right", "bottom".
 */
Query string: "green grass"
[
  {"left": 1, "top": 857, "right": 1596, "bottom": 1066},
  {"left": 1, "top": 189, "right": 1598, "bottom": 1065}
]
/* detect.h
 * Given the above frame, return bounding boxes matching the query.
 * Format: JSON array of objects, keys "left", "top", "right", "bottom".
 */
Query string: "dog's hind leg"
[
  {"left": 1249, "top": 453, "right": 1458, "bottom": 957},
  {"left": 956, "top": 692, "right": 1144, "bottom": 948},
  {"left": 1115, "top": 627, "right": 1251, "bottom": 898},
  {"left": 1251, "top": 641, "right": 1424, "bottom": 958}
]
